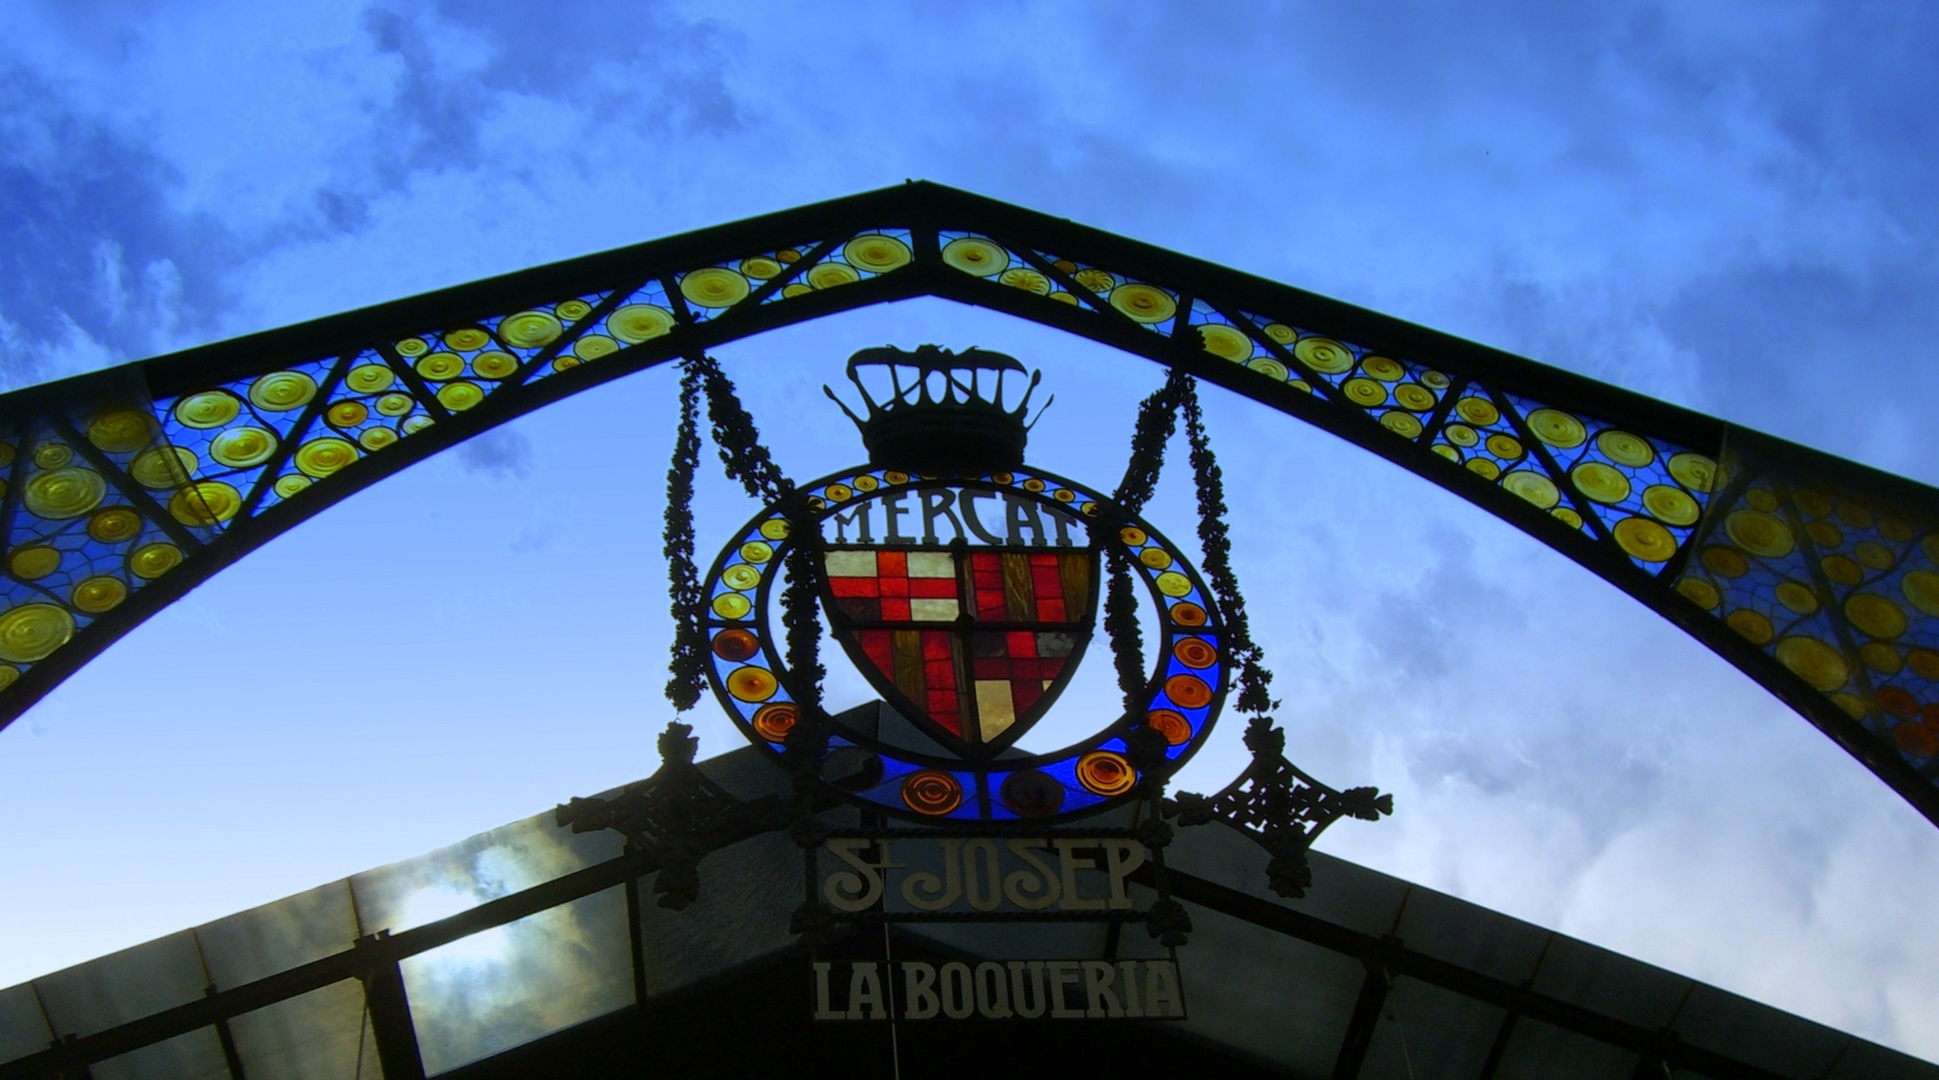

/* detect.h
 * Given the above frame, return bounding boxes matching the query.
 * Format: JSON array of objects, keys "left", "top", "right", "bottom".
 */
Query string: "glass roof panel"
[
  {"left": 196, "top": 880, "right": 359, "bottom": 989},
  {"left": 0, "top": 982, "right": 52, "bottom": 1065},
  {"left": 1358, "top": 978, "right": 1505, "bottom": 1080},
  {"left": 227, "top": 979, "right": 377, "bottom": 1080},
  {"left": 638, "top": 829, "right": 803, "bottom": 999},
  {"left": 1392, "top": 886, "right": 1553, "bottom": 985},
  {"left": 1493, "top": 1017, "right": 1639, "bottom": 1080},
  {"left": 404, "top": 886, "right": 630, "bottom": 1077},
  {"left": 89, "top": 1027, "right": 228, "bottom": 1080},
  {"left": 1671, "top": 981, "right": 1849, "bottom": 1077},
  {"left": 33, "top": 930, "right": 207, "bottom": 1038}
]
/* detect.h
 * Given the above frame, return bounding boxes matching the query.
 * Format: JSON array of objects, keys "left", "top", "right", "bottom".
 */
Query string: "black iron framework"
[{"left": 0, "top": 183, "right": 1933, "bottom": 826}]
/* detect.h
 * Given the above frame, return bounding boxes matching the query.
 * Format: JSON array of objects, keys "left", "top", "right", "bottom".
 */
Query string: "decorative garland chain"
[
  {"left": 1180, "top": 382, "right": 1275, "bottom": 717},
  {"left": 663, "top": 359, "right": 706, "bottom": 710},
  {"left": 662, "top": 353, "right": 824, "bottom": 719}
]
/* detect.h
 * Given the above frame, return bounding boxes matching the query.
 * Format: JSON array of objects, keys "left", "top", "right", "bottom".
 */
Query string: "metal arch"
[{"left": 0, "top": 182, "right": 1935, "bottom": 827}]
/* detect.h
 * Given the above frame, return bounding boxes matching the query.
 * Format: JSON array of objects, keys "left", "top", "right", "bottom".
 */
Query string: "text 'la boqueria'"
[{"left": 813, "top": 960, "right": 1185, "bottom": 1021}]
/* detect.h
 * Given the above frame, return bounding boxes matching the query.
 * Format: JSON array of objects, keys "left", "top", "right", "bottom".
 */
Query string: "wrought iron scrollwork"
[
  {"left": 556, "top": 722, "right": 785, "bottom": 910},
  {"left": 1168, "top": 716, "right": 1393, "bottom": 899}
]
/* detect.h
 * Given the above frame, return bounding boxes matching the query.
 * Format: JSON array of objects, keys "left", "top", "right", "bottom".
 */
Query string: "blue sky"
[{"left": 2, "top": 0, "right": 1937, "bottom": 1058}]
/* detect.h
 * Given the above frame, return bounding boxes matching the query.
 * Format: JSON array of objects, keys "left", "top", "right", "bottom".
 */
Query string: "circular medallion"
[{"left": 700, "top": 465, "right": 1226, "bottom": 823}]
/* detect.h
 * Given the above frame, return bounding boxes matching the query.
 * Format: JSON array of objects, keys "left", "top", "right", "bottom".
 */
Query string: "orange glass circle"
[
  {"left": 902, "top": 770, "right": 963, "bottom": 816},
  {"left": 1172, "top": 637, "right": 1217, "bottom": 669},
  {"left": 725, "top": 665, "right": 778, "bottom": 702},
  {"left": 711, "top": 629, "right": 760, "bottom": 662},
  {"left": 1075, "top": 751, "right": 1137, "bottom": 797},
  {"left": 1169, "top": 601, "right": 1207, "bottom": 626},
  {"left": 1146, "top": 709, "right": 1192, "bottom": 746},
  {"left": 1164, "top": 673, "right": 1214, "bottom": 709},
  {"left": 751, "top": 703, "right": 798, "bottom": 743}
]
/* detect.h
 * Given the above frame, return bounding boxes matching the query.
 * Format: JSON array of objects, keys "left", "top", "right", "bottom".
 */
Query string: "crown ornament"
[{"left": 823, "top": 345, "right": 1047, "bottom": 474}]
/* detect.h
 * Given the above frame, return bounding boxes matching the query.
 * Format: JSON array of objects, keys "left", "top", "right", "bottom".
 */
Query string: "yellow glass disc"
[
  {"left": 272, "top": 475, "right": 311, "bottom": 499},
  {"left": 556, "top": 299, "right": 593, "bottom": 321},
  {"left": 1444, "top": 424, "right": 1479, "bottom": 448},
  {"left": 1393, "top": 383, "right": 1435, "bottom": 411},
  {"left": 843, "top": 234, "right": 912, "bottom": 274},
  {"left": 680, "top": 267, "right": 751, "bottom": 309},
  {"left": 1551, "top": 507, "right": 1581, "bottom": 529},
  {"left": 1723, "top": 510, "right": 1793, "bottom": 559},
  {"left": 1139, "top": 548, "right": 1173, "bottom": 570},
  {"left": 1262, "top": 322, "right": 1296, "bottom": 344},
  {"left": 1614, "top": 517, "right": 1677, "bottom": 562},
  {"left": 1525, "top": 408, "right": 1586, "bottom": 448},
  {"left": 1245, "top": 357, "right": 1290, "bottom": 382},
  {"left": 1805, "top": 520, "right": 1842, "bottom": 548},
  {"left": 445, "top": 327, "right": 491, "bottom": 351},
  {"left": 575, "top": 335, "right": 619, "bottom": 360},
  {"left": 87, "top": 508, "right": 142, "bottom": 544},
  {"left": 712, "top": 592, "right": 752, "bottom": 619},
  {"left": 1668, "top": 452, "right": 1717, "bottom": 493},
  {"left": 1902, "top": 570, "right": 1939, "bottom": 617},
  {"left": 294, "top": 437, "right": 359, "bottom": 479},
  {"left": 1485, "top": 433, "right": 1524, "bottom": 460},
  {"left": 33, "top": 444, "right": 70, "bottom": 469},
  {"left": 1293, "top": 337, "right": 1354, "bottom": 374},
  {"left": 25, "top": 467, "right": 108, "bottom": 519},
  {"left": 129, "top": 541, "right": 182, "bottom": 579},
  {"left": 1727, "top": 609, "right": 1774, "bottom": 645},
  {"left": 1676, "top": 577, "right": 1721, "bottom": 609},
  {"left": 1502, "top": 471, "right": 1559, "bottom": 509},
  {"left": 1745, "top": 488, "right": 1778, "bottom": 511},
  {"left": 1000, "top": 268, "right": 1052, "bottom": 295},
  {"left": 1360, "top": 356, "right": 1404, "bottom": 382},
  {"left": 1380, "top": 411, "right": 1423, "bottom": 438},
  {"left": 941, "top": 237, "right": 1008, "bottom": 276},
  {"left": 609, "top": 304, "right": 675, "bottom": 344},
  {"left": 209, "top": 427, "right": 277, "bottom": 469},
  {"left": 1793, "top": 490, "right": 1832, "bottom": 517},
  {"left": 500, "top": 311, "right": 563, "bottom": 348},
  {"left": 1076, "top": 751, "right": 1136, "bottom": 798},
  {"left": 1454, "top": 397, "right": 1500, "bottom": 426},
  {"left": 1855, "top": 541, "right": 1895, "bottom": 571},
  {"left": 8, "top": 546, "right": 59, "bottom": 580},
  {"left": 249, "top": 371, "right": 318, "bottom": 412},
  {"left": 725, "top": 665, "right": 778, "bottom": 702},
  {"left": 1775, "top": 581, "right": 1819, "bottom": 614},
  {"left": 807, "top": 263, "right": 861, "bottom": 290},
  {"left": 0, "top": 604, "right": 73, "bottom": 663},
  {"left": 1859, "top": 642, "right": 1901, "bottom": 674},
  {"left": 169, "top": 482, "right": 241, "bottom": 527},
  {"left": 1642, "top": 484, "right": 1700, "bottom": 526},
  {"left": 740, "top": 541, "right": 774, "bottom": 564},
  {"left": 1701, "top": 546, "right": 1748, "bottom": 578},
  {"left": 740, "top": 256, "right": 782, "bottom": 280},
  {"left": 1154, "top": 572, "right": 1192, "bottom": 597},
  {"left": 472, "top": 351, "right": 518, "bottom": 379},
  {"left": 1837, "top": 502, "right": 1874, "bottom": 529},
  {"left": 1197, "top": 324, "right": 1252, "bottom": 361},
  {"left": 1775, "top": 635, "right": 1850, "bottom": 692},
  {"left": 723, "top": 565, "right": 762, "bottom": 591},
  {"left": 1344, "top": 378, "right": 1387, "bottom": 406},
  {"left": 759, "top": 519, "right": 791, "bottom": 541},
  {"left": 87, "top": 410, "right": 155, "bottom": 454},
  {"left": 1821, "top": 555, "right": 1862, "bottom": 586},
  {"left": 1845, "top": 593, "right": 1907, "bottom": 640},
  {"left": 823, "top": 484, "right": 852, "bottom": 502},
  {"left": 1572, "top": 462, "right": 1630, "bottom": 504},
  {"left": 129, "top": 447, "right": 196, "bottom": 490},
  {"left": 1421, "top": 370, "right": 1451, "bottom": 389},
  {"left": 377, "top": 393, "right": 414, "bottom": 417},
  {"left": 0, "top": 444, "right": 13, "bottom": 469},
  {"left": 1110, "top": 283, "right": 1177, "bottom": 324},
  {"left": 359, "top": 428, "right": 397, "bottom": 452},
  {"left": 71, "top": 575, "right": 127, "bottom": 615},
  {"left": 174, "top": 391, "right": 241, "bottom": 430},
  {"left": 1119, "top": 527, "right": 1147, "bottom": 546},
  {"left": 327, "top": 401, "right": 369, "bottom": 428},
  {"left": 394, "top": 337, "right": 429, "bottom": 357},
  {"left": 1431, "top": 445, "right": 1460, "bottom": 462},
  {"left": 1466, "top": 458, "right": 1501, "bottom": 481},
  {"left": 852, "top": 475, "right": 879, "bottom": 492},
  {"left": 415, "top": 352, "right": 464, "bottom": 381},
  {"left": 437, "top": 382, "right": 484, "bottom": 412},
  {"left": 781, "top": 283, "right": 813, "bottom": 299},
  {"left": 345, "top": 364, "right": 394, "bottom": 394},
  {"left": 1596, "top": 430, "right": 1654, "bottom": 467},
  {"left": 1879, "top": 516, "right": 1913, "bottom": 542}
]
